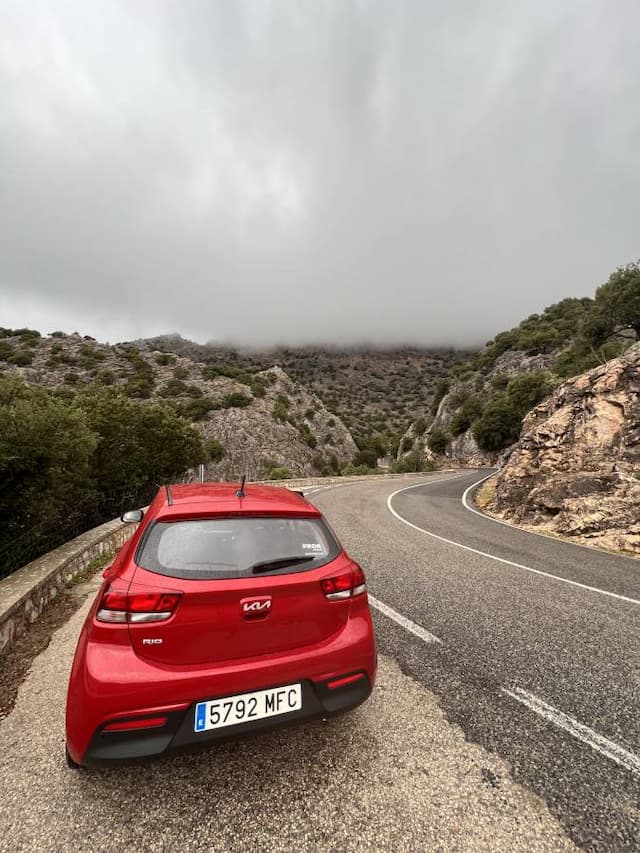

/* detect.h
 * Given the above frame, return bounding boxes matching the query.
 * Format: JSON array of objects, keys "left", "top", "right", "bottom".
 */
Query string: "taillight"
[
  {"left": 97, "top": 588, "right": 181, "bottom": 623},
  {"left": 320, "top": 564, "right": 366, "bottom": 601}
]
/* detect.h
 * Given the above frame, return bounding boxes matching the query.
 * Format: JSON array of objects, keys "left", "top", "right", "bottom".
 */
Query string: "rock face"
[
  {"left": 201, "top": 367, "right": 357, "bottom": 480},
  {"left": 495, "top": 343, "right": 640, "bottom": 553}
]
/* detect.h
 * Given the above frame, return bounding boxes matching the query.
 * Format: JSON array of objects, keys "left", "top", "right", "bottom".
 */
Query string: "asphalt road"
[
  {"left": 0, "top": 470, "right": 637, "bottom": 850},
  {"left": 308, "top": 471, "right": 640, "bottom": 851}
]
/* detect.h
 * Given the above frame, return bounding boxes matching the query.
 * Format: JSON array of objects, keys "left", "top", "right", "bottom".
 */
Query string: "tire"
[{"left": 65, "top": 745, "right": 80, "bottom": 770}]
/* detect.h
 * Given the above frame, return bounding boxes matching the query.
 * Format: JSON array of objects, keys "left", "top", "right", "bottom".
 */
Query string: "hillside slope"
[
  {"left": 0, "top": 330, "right": 356, "bottom": 480},
  {"left": 493, "top": 343, "right": 640, "bottom": 554},
  {"left": 136, "top": 336, "right": 467, "bottom": 443},
  {"left": 399, "top": 264, "right": 640, "bottom": 467}
]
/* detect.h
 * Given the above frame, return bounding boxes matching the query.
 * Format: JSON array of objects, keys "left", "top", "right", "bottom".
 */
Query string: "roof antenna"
[{"left": 236, "top": 474, "right": 247, "bottom": 498}]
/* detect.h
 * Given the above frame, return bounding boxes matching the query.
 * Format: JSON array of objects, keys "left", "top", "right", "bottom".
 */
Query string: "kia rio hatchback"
[{"left": 65, "top": 482, "right": 376, "bottom": 767}]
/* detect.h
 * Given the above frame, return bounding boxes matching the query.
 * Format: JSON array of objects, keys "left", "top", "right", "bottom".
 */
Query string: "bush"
[
  {"left": 472, "top": 396, "right": 522, "bottom": 452},
  {"left": 399, "top": 436, "right": 413, "bottom": 454},
  {"left": 391, "top": 450, "right": 429, "bottom": 473},
  {"left": 427, "top": 430, "right": 449, "bottom": 455},
  {"left": 124, "top": 375, "right": 155, "bottom": 399},
  {"left": 205, "top": 439, "right": 224, "bottom": 462},
  {"left": 95, "top": 369, "right": 115, "bottom": 386},
  {"left": 413, "top": 417, "right": 427, "bottom": 436},
  {"left": 8, "top": 350, "right": 34, "bottom": 366},
  {"left": 161, "top": 378, "right": 189, "bottom": 397},
  {"left": 0, "top": 341, "right": 14, "bottom": 361},
  {"left": 266, "top": 466, "right": 292, "bottom": 480},
  {"left": 222, "top": 392, "right": 251, "bottom": 408},
  {"left": 173, "top": 366, "right": 189, "bottom": 380},
  {"left": 449, "top": 395, "right": 483, "bottom": 437},
  {"left": 272, "top": 395, "right": 289, "bottom": 422},
  {"left": 354, "top": 448, "right": 378, "bottom": 468},
  {"left": 154, "top": 353, "right": 175, "bottom": 366},
  {"left": 176, "top": 398, "right": 217, "bottom": 421}
]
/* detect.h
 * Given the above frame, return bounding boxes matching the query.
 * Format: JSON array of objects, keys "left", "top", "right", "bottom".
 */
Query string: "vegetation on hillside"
[
  {"left": 428, "top": 261, "right": 639, "bottom": 456},
  {"left": 0, "top": 376, "right": 205, "bottom": 574}
]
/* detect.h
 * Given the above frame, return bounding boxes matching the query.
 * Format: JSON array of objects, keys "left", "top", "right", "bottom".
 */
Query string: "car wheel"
[{"left": 65, "top": 745, "right": 80, "bottom": 770}]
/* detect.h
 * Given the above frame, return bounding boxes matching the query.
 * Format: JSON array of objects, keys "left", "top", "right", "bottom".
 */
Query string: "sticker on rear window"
[{"left": 302, "top": 543, "right": 323, "bottom": 551}]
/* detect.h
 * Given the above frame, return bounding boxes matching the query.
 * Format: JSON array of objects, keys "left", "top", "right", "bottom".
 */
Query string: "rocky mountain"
[
  {"left": 0, "top": 330, "right": 357, "bottom": 480},
  {"left": 398, "top": 271, "right": 639, "bottom": 468},
  {"left": 136, "top": 335, "right": 467, "bottom": 443},
  {"left": 492, "top": 343, "right": 640, "bottom": 554}
]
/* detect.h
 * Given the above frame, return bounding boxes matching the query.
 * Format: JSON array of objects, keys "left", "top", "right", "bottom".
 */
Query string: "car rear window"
[{"left": 136, "top": 516, "right": 340, "bottom": 580}]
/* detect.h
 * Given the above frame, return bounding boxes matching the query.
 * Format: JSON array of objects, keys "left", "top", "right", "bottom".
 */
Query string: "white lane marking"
[
  {"left": 502, "top": 687, "right": 640, "bottom": 777},
  {"left": 387, "top": 482, "right": 640, "bottom": 606},
  {"left": 368, "top": 595, "right": 442, "bottom": 644}
]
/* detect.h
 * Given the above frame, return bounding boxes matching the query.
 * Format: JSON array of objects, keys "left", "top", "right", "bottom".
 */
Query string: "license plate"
[{"left": 194, "top": 683, "right": 302, "bottom": 732}]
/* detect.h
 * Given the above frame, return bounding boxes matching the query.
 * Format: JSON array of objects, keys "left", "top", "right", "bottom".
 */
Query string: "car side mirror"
[{"left": 121, "top": 509, "right": 144, "bottom": 524}]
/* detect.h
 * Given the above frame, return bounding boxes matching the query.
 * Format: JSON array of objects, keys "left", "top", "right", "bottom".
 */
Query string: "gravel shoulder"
[{"left": 0, "top": 572, "right": 574, "bottom": 852}]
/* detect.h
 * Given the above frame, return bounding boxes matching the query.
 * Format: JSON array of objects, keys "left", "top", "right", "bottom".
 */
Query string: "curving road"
[
  {"left": 0, "top": 470, "right": 638, "bottom": 851},
  {"left": 309, "top": 470, "right": 640, "bottom": 851}
]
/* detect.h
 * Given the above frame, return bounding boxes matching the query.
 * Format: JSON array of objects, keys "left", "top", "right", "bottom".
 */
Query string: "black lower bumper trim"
[{"left": 81, "top": 674, "right": 372, "bottom": 767}]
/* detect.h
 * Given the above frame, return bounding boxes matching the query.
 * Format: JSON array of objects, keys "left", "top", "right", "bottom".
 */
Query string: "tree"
[
  {"left": 594, "top": 262, "right": 640, "bottom": 337},
  {"left": 472, "top": 396, "right": 522, "bottom": 452},
  {"left": 74, "top": 385, "right": 203, "bottom": 490},
  {"left": 0, "top": 377, "right": 97, "bottom": 537}
]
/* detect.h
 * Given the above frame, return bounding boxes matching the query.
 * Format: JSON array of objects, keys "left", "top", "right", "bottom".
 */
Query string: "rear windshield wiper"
[{"left": 251, "top": 556, "right": 316, "bottom": 574}]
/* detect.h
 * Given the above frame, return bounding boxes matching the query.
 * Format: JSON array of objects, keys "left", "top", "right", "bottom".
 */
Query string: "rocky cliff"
[{"left": 493, "top": 343, "right": 640, "bottom": 554}]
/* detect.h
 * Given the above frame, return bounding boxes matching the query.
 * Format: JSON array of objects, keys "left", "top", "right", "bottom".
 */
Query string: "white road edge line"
[
  {"left": 502, "top": 687, "right": 640, "bottom": 777},
  {"left": 387, "top": 480, "right": 640, "bottom": 606},
  {"left": 367, "top": 595, "right": 442, "bottom": 644}
]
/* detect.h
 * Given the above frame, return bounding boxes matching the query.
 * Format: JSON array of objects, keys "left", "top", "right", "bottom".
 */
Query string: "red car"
[{"left": 65, "top": 481, "right": 376, "bottom": 767}]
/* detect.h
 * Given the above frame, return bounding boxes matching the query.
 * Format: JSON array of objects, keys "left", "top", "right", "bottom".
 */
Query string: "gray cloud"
[{"left": 1, "top": 0, "right": 639, "bottom": 347}]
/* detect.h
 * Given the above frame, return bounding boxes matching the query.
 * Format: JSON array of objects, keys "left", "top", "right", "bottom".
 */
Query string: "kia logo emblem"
[{"left": 241, "top": 596, "right": 272, "bottom": 617}]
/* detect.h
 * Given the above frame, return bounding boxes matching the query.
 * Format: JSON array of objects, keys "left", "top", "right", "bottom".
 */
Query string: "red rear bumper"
[{"left": 66, "top": 609, "right": 376, "bottom": 766}]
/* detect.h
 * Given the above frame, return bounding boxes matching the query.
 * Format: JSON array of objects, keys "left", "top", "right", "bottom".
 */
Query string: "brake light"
[
  {"left": 97, "top": 588, "right": 181, "bottom": 623},
  {"left": 320, "top": 564, "right": 366, "bottom": 600}
]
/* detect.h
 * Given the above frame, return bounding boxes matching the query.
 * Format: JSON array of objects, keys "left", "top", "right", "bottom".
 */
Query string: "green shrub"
[
  {"left": 176, "top": 398, "right": 217, "bottom": 421},
  {"left": 154, "top": 353, "right": 175, "bottom": 366},
  {"left": 267, "top": 466, "right": 292, "bottom": 480},
  {"left": 95, "top": 369, "right": 115, "bottom": 386},
  {"left": 8, "top": 350, "right": 34, "bottom": 366},
  {"left": 413, "top": 417, "right": 427, "bottom": 436},
  {"left": 391, "top": 450, "right": 430, "bottom": 473},
  {"left": 399, "top": 436, "right": 413, "bottom": 453},
  {"left": 173, "top": 366, "right": 189, "bottom": 380},
  {"left": 472, "top": 396, "right": 522, "bottom": 452},
  {"left": 64, "top": 372, "right": 80, "bottom": 385},
  {"left": 205, "top": 439, "right": 224, "bottom": 462},
  {"left": 427, "top": 429, "right": 449, "bottom": 455},
  {"left": 0, "top": 341, "right": 14, "bottom": 361},
  {"left": 222, "top": 392, "right": 251, "bottom": 408},
  {"left": 161, "top": 378, "right": 189, "bottom": 397},
  {"left": 353, "top": 448, "right": 378, "bottom": 467},
  {"left": 124, "top": 375, "right": 155, "bottom": 399}
]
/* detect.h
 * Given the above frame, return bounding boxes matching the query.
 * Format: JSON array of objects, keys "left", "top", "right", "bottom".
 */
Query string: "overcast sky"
[{"left": 1, "top": 1, "right": 639, "bottom": 348}]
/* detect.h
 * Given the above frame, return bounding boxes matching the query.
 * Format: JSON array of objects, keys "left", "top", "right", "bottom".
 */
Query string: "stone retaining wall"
[{"left": 0, "top": 518, "right": 134, "bottom": 655}]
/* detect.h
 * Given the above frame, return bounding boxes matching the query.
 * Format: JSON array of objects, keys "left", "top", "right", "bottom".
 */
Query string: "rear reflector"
[
  {"left": 103, "top": 716, "right": 168, "bottom": 732},
  {"left": 97, "top": 589, "right": 181, "bottom": 624},
  {"left": 320, "top": 564, "right": 366, "bottom": 601},
  {"left": 327, "top": 672, "right": 366, "bottom": 690}
]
